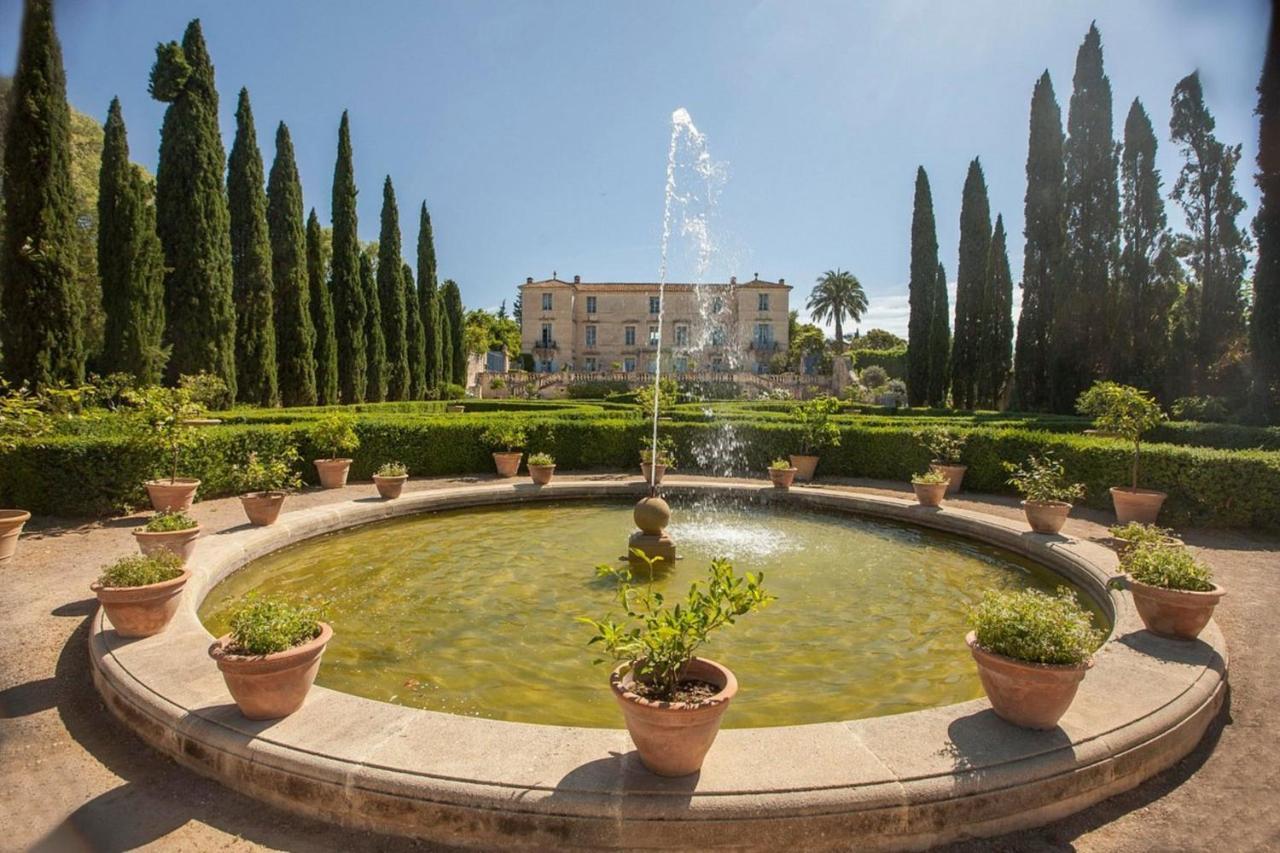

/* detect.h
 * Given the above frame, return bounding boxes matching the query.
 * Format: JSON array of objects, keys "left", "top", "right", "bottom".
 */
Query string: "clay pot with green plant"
[
  {"left": 481, "top": 423, "right": 527, "bottom": 477},
  {"left": 527, "top": 452, "right": 556, "bottom": 485},
  {"left": 767, "top": 458, "right": 798, "bottom": 489},
  {"left": 126, "top": 383, "right": 214, "bottom": 511},
  {"left": 1109, "top": 522, "right": 1183, "bottom": 561},
  {"left": 789, "top": 395, "right": 841, "bottom": 481},
  {"left": 91, "top": 552, "right": 190, "bottom": 638},
  {"left": 911, "top": 469, "right": 949, "bottom": 507},
  {"left": 373, "top": 461, "right": 409, "bottom": 499},
  {"left": 916, "top": 427, "right": 967, "bottom": 495},
  {"left": 1005, "top": 453, "right": 1086, "bottom": 535},
  {"left": 580, "top": 554, "right": 773, "bottom": 776},
  {"left": 640, "top": 435, "right": 676, "bottom": 485},
  {"left": 133, "top": 511, "right": 201, "bottom": 563},
  {"left": 310, "top": 413, "right": 359, "bottom": 488},
  {"left": 966, "top": 588, "right": 1101, "bottom": 730},
  {"left": 1076, "top": 381, "right": 1168, "bottom": 524},
  {"left": 209, "top": 596, "right": 331, "bottom": 720},
  {"left": 232, "top": 448, "right": 302, "bottom": 526},
  {"left": 1118, "top": 541, "right": 1224, "bottom": 641}
]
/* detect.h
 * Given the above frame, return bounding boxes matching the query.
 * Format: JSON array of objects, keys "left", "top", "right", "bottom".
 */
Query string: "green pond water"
[{"left": 199, "top": 499, "right": 1106, "bottom": 728}]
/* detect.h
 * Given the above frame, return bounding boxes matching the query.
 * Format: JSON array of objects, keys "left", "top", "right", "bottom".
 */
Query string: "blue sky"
[{"left": 1, "top": 0, "right": 1269, "bottom": 337}]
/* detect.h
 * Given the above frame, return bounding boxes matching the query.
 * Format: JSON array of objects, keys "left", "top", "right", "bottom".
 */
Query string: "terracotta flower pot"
[
  {"left": 314, "top": 458, "right": 353, "bottom": 489},
  {"left": 768, "top": 467, "right": 798, "bottom": 489},
  {"left": 0, "top": 509, "right": 31, "bottom": 563},
  {"left": 144, "top": 478, "right": 201, "bottom": 512},
  {"left": 240, "top": 491, "right": 286, "bottom": 526},
  {"left": 528, "top": 464, "right": 555, "bottom": 486},
  {"left": 1110, "top": 487, "right": 1167, "bottom": 524},
  {"left": 1022, "top": 500, "right": 1071, "bottom": 535},
  {"left": 492, "top": 452, "right": 523, "bottom": 478},
  {"left": 929, "top": 463, "right": 966, "bottom": 495},
  {"left": 640, "top": 462, "right": 667, "bottom": 485},
  {"left": 1126, "top": 577, "right": 1225, "bottom": 641},
  {"left": 373, "top": 474, "right": 408, "bottom": 499},
  {"left": 133, "top": 525, "right": 201, "bottom": 564},
  {"left": 209, "top": 622, "right": 333, "bottom": 720},
  {"left": 789, "top": 454, "right": 819, "bottom": 482},
  {"left": 966, "top": 632, "right": 1092, "bottom": 730},
  {"left": 610, "top": 658, "right": 737, "bottom": 777},
  {"left": 912, "top": 480, "right": 947, "bottom": 507},
  {"left": 91, "top": 569, "right": 191, "bottom": 638}
]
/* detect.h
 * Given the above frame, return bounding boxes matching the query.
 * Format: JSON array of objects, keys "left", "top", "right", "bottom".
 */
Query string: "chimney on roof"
[
  {"left": 753, "top": 272, "right": 759, "bottom": 280},
  {"left": 526, "top": 276, "right": 533, "bottom": 284},
  {"left": 574, "top": 275, "right": 580, "bottom": 283},
  {"left": 730, "top": 275, "right": 737, "bottom": 285},
  {"left": 779, "top": 277, "right": 785, "bottom": 285}
]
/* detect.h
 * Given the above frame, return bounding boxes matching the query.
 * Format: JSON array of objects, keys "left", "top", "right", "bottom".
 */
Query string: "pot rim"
[
  {"left": 209, "top": 621, "right": 334, "bottom": 665},
  {"left": 789, "top": 454, "right": 820, "bottom": 461},
  {"left": 1125, "top": 575, "right": 1225, "bottom": 600},
  {"left": 769, "top": 467, "right": 799, "bottom": 474},
  {"left": 144, "top": 477, "right": 202, "bottom": 487},
  {"left": 930, "top": 460, "right": 966, "bottom": 469},
  {"left": 240, "top": 490, "right": 287, "bottom": 501},
  {"left": 965, "top": 631, "right": 1094, "bottom": 673},
  {"left": 1109, "top": 486, "right": 1168, "bottom": 498},
  {"left": 132, "top": 524, "right": 202, "bottom": 538},
  {"left": 313, "top": 458, "right": 353, "bottom": 465},
  {"left": 610, "top": 657, "right": 738, "bottom": 711},
  {"left": 527, "top": 464, "right": 556, "bottom": 471},
  {"left": 1021, "top": 499, "right": 1072, "bottom": 510},
  {"left": 492, "top": 451, "right": 524, "bottom": 458},
  {"left": 372, "top": 473, "right": 410, "bottom": 482},
  {"left": 0, "top": 508, "right": 32, "bottom": 523},
  {"left": 91, "top": 567, "right": 192, "bottom": 596}
]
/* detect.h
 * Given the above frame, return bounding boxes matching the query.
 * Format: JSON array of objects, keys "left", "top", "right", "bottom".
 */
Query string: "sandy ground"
[{"left": 1, "top": 473, "right": 1276, "bottom": 853}]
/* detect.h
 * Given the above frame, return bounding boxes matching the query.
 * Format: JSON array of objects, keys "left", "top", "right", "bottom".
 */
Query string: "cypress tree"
[
  {"left": 98, "top": 98, "right": 166, "bottom": 384},
  {"left": 1, "top": 0, "right": 84, "bottom": 387},
  {"left": 226, "top": 88, "right": 278, "bottom": 406},
  {"left": 977, "top": 215, "right": 1014, "bottom": 408},
  {"left": 404, "top": 262, "right": 427, "bottom": 399},
  {"left": 906, "top": 166, "right": 939, "bottom": 406},
  {"left": 1013, "top": 71, "right": 1065, "bottom": 411},
  {"left": 377, "top": 177, "right": 410, "bottom": 400},
  {"left": 307, "top": 209, "right": 339, "bottom": 405},
  {"left": 330, "top": 111, "right": 366, "bottom": 402},
  {"left": 927, "top": 262, "right": 950, "bottom": 406},
  {"left": 417, "top": 202, "right": 443, "bottom": 390},
  {"left": 1051, "top": 23, "right": 1118, "bottom": 412},
  {"left": 950, "top": 158, "right": 991, "bottom": 410},
  {"left": 1254, "top": 9, "right": 1280, "bottom": 420},
  {"left": 151, "top": 19, "right": 236, "bottom": 396},
  {"left": 442, "top": 279, "right": 466, "bottom": 386},
  {"left": 362, "top": 250, "right": 386, "bottom": 402},
  {"left": 266, "top": 122, "right": 316, "bottom": 406}
]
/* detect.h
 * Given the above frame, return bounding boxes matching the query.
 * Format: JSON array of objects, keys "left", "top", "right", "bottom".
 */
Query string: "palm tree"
[{"left": 807, "top": 269, "right": 868, "bottom": 353}]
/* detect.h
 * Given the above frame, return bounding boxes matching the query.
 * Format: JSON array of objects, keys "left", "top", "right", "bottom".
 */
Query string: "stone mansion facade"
[{"left": 518, "top": 275, "right": 792, "bottom": 374}]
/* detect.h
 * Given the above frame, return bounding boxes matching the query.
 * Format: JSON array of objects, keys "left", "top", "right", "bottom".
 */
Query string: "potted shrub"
[
  {"left": 640, "top": 435, "right": 676, "bottom": 485},
  {"left": 208, "top": 595, "right": 332, "bottom": 720},
  {"left": 90, "top": 552, "right": 189, "bottom": 638},
  {"left": 0, "top": 382, "right": 48, "bottom": 562},
  {"left": 310, "top": 412, "right": 359, "bottom": 489},
  {"left": 967, "top": 588, "right": 1101, "bottom": 730},
  {"left": 789, "top": 395, "right": 841, "bottom": 481},
  {"left": 126, "top": 384, "right": 210, "bottom": 511},
  {"left": 231, "top": 448, "right": 302, "bottom": 526},
  {"left": 1005, "top": 453, "right": 1086, "bottom": 535},
  {"left": 373, "top": 461, "right": 409, "bottom": 499},
  {"left": 1076, "top": 381, "right": 1167, "bottom": 523},
  {"left": 1109, "top": 521, "right": 1182, "bottom": 561},
  {"left": 528, "top": 452, "right": 556, "bottom": 486},
  {"left": 580, "top": 555, "right": 773, "bottom": 776},
  {"left": 910, "top": 469, "right": 949, "bottom": 507},
  {"left": 767, "top": 458, "right": 798, "bottom": 489},
  {"left": 1120, "top": 542, "right": 1224, "bottom": 640},
  {"left": 133, "top": 510, "right": 201, "bottom": 563},
  {"left": 916, "top": 427, "right": 967, "bottom": 495},
  {"left": 481, "top": 423, "right": 527, "bottom": 477}
]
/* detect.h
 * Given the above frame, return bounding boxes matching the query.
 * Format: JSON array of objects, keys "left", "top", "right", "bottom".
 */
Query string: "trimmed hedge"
[{"left": 849, "top": 346, "right": 908, "bottom": 379}]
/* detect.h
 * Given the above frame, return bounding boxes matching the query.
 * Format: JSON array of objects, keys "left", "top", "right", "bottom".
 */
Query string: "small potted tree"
[
  {"left": 789, "top": 395, "right": 841, "bottom": 481},
  {"left": 481, "top": 423, "right": 527, "bottom": 477},
  {"left": 127, "top": 384, "right": 209, "bottom": 511},
  {"left": 1109, "top": 521, "right": 1182, "bottom": 561},
  {"left": 1076, "top": 381, "right": 1167, "bottom": 523},
  {"left": 373, "top": 462, "right": 409, "bottom": 499},
  {"left": 640, "top": 435, "right": 676, "bottom": 485},
  {"left": 767, "top": 458, "right": 798, "bottom": 489},
  {"left": 580, "top": 555, "right": 773, "bottom": 776},
  {"left": 133, "top": 510, "right": 201, "bottom": 563},
  {"left": 916, "top": 427, "right": 967, "bottom": 495},
  {"left": 232, "top": 448, "right": 302, "bottom": 526},
  {"left": 1120, "top": 541, "right": 1224, "bottom": 641},
  {"left": 528, "top": 452, "right": 556, "bottom": 485},
  {"left": 910, "top": 469, "right": 949, "bottom": 507},
  {"left": 208, "top": 595, "right": 332, "bottom": 720},
  {"left": 310, "top": 412, "right": 359, "bottom": 489},
  {"left": 90, "top": 551, "right": 189, "bottom": 638},
  {"left": 967, "top": 588, "right": 1101, "bottom": 730},
  {"left": 1005, "top": 453, "right": 1086, "bottom": 535}
]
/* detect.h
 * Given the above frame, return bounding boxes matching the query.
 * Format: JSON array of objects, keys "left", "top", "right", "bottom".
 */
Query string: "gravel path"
[{"left": 1, "top": 474, "right": 1275, "bottom": 852}]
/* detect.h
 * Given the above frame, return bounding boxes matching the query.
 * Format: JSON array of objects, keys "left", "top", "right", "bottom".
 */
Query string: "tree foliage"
[
  {"left": 1254, "top": 9, "right": 1280, "bottom": 420},
  {"left": 361, "top": 248, "right": 386, "bottom": 402},
  {"left": 417, "top": 202, "right": 443, "bottom": 391},
  {"left": 806, "top": 269, "right": 867, "bottom": 353},
  {"left": 266, "top": 122, "right": 316, "bottom": 407},
  {"left": 442, "top": 279, "right": 466, "bottom": 385},
  {"left": 906, "top": 166, "right": 939, "bottom": 406},
  {"left": 377, "top": 177, "right": 410, "bottom": 400},
  {"left": 330, "top": 111, "right": 366, "bottom": 402},
  {"left": 403, "top": 262, "right": 427, "bottom": 399},
  {"left": 950, "top": 157, "right": 991, "bottom": 409},
  {"left": 927, "top": 262, "right": 950, "bottom": 406},
  {"left": 977, "top": 214, "right": 1013, "bottom": 408},
  {"left": 306, "top": 209, "right": 339, "bottom": 405}
]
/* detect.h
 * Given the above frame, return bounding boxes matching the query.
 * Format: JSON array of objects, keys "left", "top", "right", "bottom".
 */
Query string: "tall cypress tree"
[
  {"left": 977, "top": 214, "right": 1014, "bottom": 408},
  {"left": 307, "top": 209, "right": 339, "bottom": 405},
  {"left": 950, "top": 158, "right": 991, "bottom": 410},
  {"left": 151, "top": 19, "right": 236, "bottom": 396},
  {"left": 1, "top": 0, "right": 83, "bottom": 387},
  {"left": 1013, "top": 71, "right": 1065, "bottom": 411},
  {"left": 404, "top": 262, "right": 427, "bottom": 399},
  {"left": 906, "top": 166, "right": 939, "bottom": 406},
  {"left": 267, "top": 122, "right": 316, "bottom": 406},
  {"left": 417, "top": 202, "right": 443, "bottom": 390},
  {"left": 1052, "top": 23, "right": 1118, "bottom": 412},
  {"left": 98, "top": 98, "right": 166, "bottom": 384},
  {"left": 361, "top": 250, "right": 386, "bottom": 402},
  {"left": 330, "top": 111, "right": 366, "bottom": 402},
  {"left": 227, "top": 88, "right": 278, "bottom": 406},
  {"left": 442, "top": 279, "right": 466, "bottom": 386},
  {"left": 927, "top": 262, "right": 950, "bottom": 406},
  {"left": 377, "top": 177, "right": 410, "bottom": 400},
  {"left": 1253, "top": 9, "right": 1280, "bottom": 420}
]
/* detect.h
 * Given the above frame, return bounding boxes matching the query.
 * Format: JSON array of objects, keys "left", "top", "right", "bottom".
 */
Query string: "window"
[
  {"left": 646, "top": 359, "right": 657, "bottom": 373},
  {"left": 649, "top": 295, "right": 661, "bottom": 314},
  {"left": 539, "top": 360, "right": 552, "bottom": 373},
  {"left": 584, "top": 357, "right": 597, "bottom": 372},
  {"left": 624, "top": 325, "right": 636, "bottom": 346},
  {"left": 540, "top": 323, "right": 553, "bottom": 346},
  {"left": 711, "top": 296, "right": 724, "bottom": 313},
  {"left": 585, "top": 325, "right": 597, "bottom": 348},
  {"left": 675, "top": 357, "right": 688, "bottom": 373},
  {"left": 674, "top": 324, "right": 689, "bottom": 347},
  {"left": 755, "top": 323, "right": 773, "bottom": 346},
  {"left": 711, "top": 327, "right": 727, "bottom": 347},
  {"left": 586, "top": 296, "right": 597, "bottom": 314},
  {"left": 758, "top": 293, "right": 769, "bottom": 311},
  {"left": 648, "top": 325, "right": 659, "bottom": 347},
  {"left": 711, "top": 357, "right": 724, "bottom": 371},
  {"left": 624, "top": 357, "right": 636, "bottom": 373},
  {"left": 541, "top": 293, "right": 553, "bottom": 311}
]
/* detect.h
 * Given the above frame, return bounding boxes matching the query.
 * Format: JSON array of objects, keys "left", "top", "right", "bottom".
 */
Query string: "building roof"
[{"left": 519, "top": 275, "right": 791, "bottom": 291}]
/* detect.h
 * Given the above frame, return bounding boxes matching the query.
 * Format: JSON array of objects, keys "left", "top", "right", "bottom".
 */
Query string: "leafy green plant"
[
  {"left": 1076, "top": 381, "right": 1166, "bottom": 490},
  {"left": 144, "top": 510, "right": 197, "bottom": 532},
  {"left": 1125, "top": 541, "right": 1214, "bottom": 591},
  {"left": 635, "top": 377, "right": 678, "bottom": 419},
  {"left": 97, "top": 551, "right": 183, "bottom": 588},
  {"left": 124, "top": 383, "right": 209, "bottom": 483},
  {"left": 528, "top": 452, "right": 555, "bottom": 467},
  {"left": 376, "top": 461, "right": 408, "bottom": 477},
  {"left": 791, "top": 395, "right": 841, "bottom": 454},
  {"left": 912, "top": 469, "right": 949, "bottom": 485},
  {"left": 226, "top": 595, "right": 323, "bottom": 656},
  {"left": 178, "top": 372, "right": 232, "bottom": 409},
  {"left": 230, "top": 447, "right": 302, "bottom": 494},
  {"left": 1004, "top": 453, "right": 1086, "bottom": 503},
  {"left": 489, "top": 377, "right": 507, "bottom": 390},
  {"left": 580, "top": 553, "right": 773, "bottom": 701},
  {"left": 860, "top": 365, "right": 890, "bottom": 390},
  {"left": 769, "top": 458, "right": 793, "bottom": 470},
  {"left": 1109, "top": 521, "right": 1176, "bottom": 550},
  {"left": 970, "top": 588, "right": 1101, "bottom": 665},
  {"left": 639, "top": 434, "right": 676, "bottom": 466},
  {"left": 0, "top": 381, "right": 51, "bottom": 451},
  {"left": 1170, "top": 395, "right": 1229, "bottom": 423},
  {"left": 309, "top": 412, "right": 359, "bottom": 459},
  {"left": 914, "top": 426, "right": 966, "bottom": 464},
  {"left": 480, "top": 423, "right": 527, "bottom": 452}
]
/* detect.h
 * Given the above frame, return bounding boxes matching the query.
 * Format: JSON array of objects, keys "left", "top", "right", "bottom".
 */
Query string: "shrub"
[
  {"left": 850, "top": 345, "right": 907, "bottom": 379},
  {"left": 480, "top": 423, "right": 527, "bottom": 451},
  {"left": 144, "top": 510, "right": 197, "bottom": 532},
  {"left": 376, "top": 461, "right": 408, "bottom": 477},
  {"left": 970, "top": 588, "right": 1101, "bottom": 665},
  {"left": 124, "top": 384, "right": 209, "bottom": 483},
  {"left": 98, "top": 552, "right": 183, "bottom": 588},
  {"left": 769, "top": 458, "right": 792, "bottom": 470},
  {"left": 859, "top": 365, "right": 890, "bottom": 390},
  {"left": 1170, "top": 396, "right": 1230, "bottom": 423},
  {"left": 229, "top": 447, "right": 302, "bottom": 494},
  {"left": 1076, "top": 381, "right": 1166, "bottom": 490},
  {"left": 1005, "top": 453, "right": 1086, "bottom": 503},
  {"left": 1125, "top": 542, "right": 1214, "bottom": 591},
  {"left": 226, "top": 595, "right": 323, "bottom": 655},
  {"left": 567, "top": 380, "right": 631, "bottom": 398},
  {"left": 528, "top": 451, "right": 554, "bottom": 467},
  {"left": 791, "top": 395, "right": 841, "bottom": 454},
  {"left": 442, "top": 383, "right": 467, "bottom": 400},
  {"left": 911, "top": 469, "right": 949, "bottom": 485},
  {"left": 639, "top": 434, "right": 676, "bottom": 466},
  {"left": 310, "top": 413, "right": 359, "bottom": 459},
  {"left": 915, "top": 426, "right": 966, "bottom": 464},
  {"left": 1109, "top": 521, "right": 1175, "bottom": 549}
]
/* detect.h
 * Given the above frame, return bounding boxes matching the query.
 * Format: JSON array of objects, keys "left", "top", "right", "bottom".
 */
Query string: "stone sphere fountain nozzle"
[{"left": 629, "top": 495, "right": 676, "bottom": 569}]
